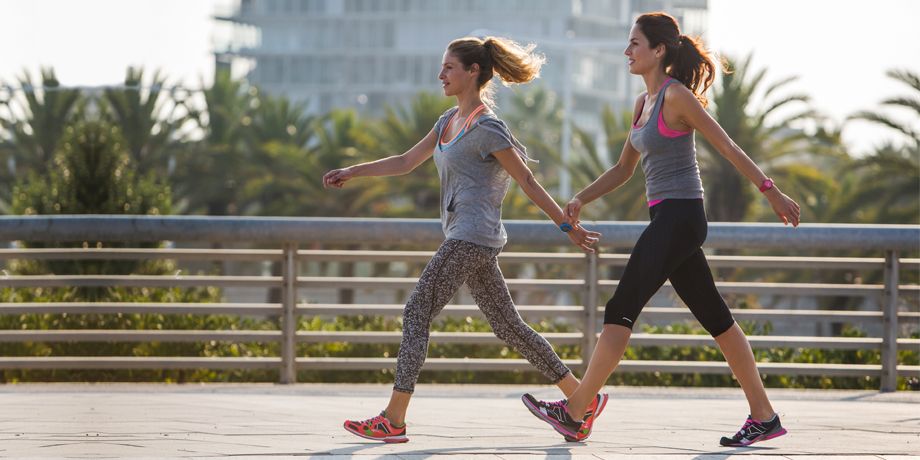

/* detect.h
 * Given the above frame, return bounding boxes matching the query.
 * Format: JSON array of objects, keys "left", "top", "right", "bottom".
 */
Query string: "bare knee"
[{"left": 602, "top": 323, "right": 632, "bottom": 336}]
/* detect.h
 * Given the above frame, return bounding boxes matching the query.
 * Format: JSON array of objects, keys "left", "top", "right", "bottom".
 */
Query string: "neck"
[
  {"left": 641, "top": 71, "right": 670, "bottom": 96},
  {"left": 455, "top": 91, "right": 484, "bottom": 117}
]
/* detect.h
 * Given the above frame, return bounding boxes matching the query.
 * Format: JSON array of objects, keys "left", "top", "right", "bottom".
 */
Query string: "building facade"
[{"left": 215, "top": 0, "right": 707, "bottom": 120}]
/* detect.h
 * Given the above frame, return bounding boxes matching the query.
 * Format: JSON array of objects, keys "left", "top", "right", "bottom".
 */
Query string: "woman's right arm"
[
  {"left": 565, "top": 138, "right": 641, "bottom": 222},
  {"left": 564, "top": 94, "right": 644, "bottom": 222},
  {"left": 322, "top": 129, "right": 438, "bottom": 189}
]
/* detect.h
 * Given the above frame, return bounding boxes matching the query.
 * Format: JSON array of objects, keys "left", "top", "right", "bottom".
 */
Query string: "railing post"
[
  {"left": 582, "top": 250, "right": 599, "bottom": 373},
  {"left": 881, "top": 250, "right": 899, "bottom": 392},
  {"left": 280, "top": 242, "right": 298, "bottom": 384}
]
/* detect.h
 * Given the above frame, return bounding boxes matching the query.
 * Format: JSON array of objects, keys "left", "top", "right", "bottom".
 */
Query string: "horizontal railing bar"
[
  {"left": 0, "top": 330, "right": 280, "bottom": 342},
  {"left": 3, "top": 356, "right": 915, "bottom": 377},
  {"left": 4, "top": 248, "right": 914, "bottom": 271},
  {"left": 296, "top": 357, "right": 920, "bottom": 377},
  {"left": 2, "top": 303, "right": 912, "bottom": 323},
  {"left": 0, "top": 275, "right": 281, "bottom": 288},
  {"left": 608, "top": 255, "right": 916, "bottom": 270},
  {"left": 297, "top": 304, "right": 919, "bottom": 322},
  {"left": 0, "top": 248, "right": 283, "bottom": 261},
  {"left": 3, "top": 276, "right": 916, "bottom": 298},
  {"left": 0, "top": 357, "right": 280, "bottom": 369},
  {"left": 298, "top": 304, "right": 585, "bottom": 318},
  {"left": 642, "top": 307, "right": 920, "bottom": 322},
  {"left": 297, "top": 276, "right": 584, "bottom": 291},
  {"left": 598, "top": 280, "right": 920, "bottom": 297},
  {"left": 6, "top": 330, "right": 913, "bottom": 350},
  {"left": 297, "top": 250, "right": 586, "bottom": 264},
  {"left": 0, "top": 302, "right": 282, "bottom": 315},
  {"left": 296, "top": 331, "right": 583, "bottom": 345},
  {"left": 293, "top": 331, "right": 919, "bottom": 350},
  {"left": 3, "top": 216, "right": 917, "bottom": 251}
]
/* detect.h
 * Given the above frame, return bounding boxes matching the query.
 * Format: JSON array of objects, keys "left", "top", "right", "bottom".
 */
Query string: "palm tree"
[
  {"left": 699, "top": 55, "right": 839, "bottom": 222},
  {"left": 838, "top": 69, "right": 920, "bottom": 224},
  {"left": 173, "top": 68, "right": 255, "bottom": 215},
  {"left": 849, "top": 69, "right": 920, "bottom": 150},
  {"left": 0, "top": 67, "right": 81, "bottom": 178},
  {"left": 308, "top": 109, "right": 388, "bottom": 217},
  {"left": 501, "top": 86, "right": 565, "bottom": 220},
  {"left": 248, "top": 94, "right": 314, "bottom": 148},
  {"left": 369, "top": 92, "right": 453, "bottom": 217},
  {"left": 102, "top": 67, "right": 189, "bottom": 177},
  {"left": 503, "top": 85, "right": 563, "bottom": 183},
  {"left": 238, "top": 94, "right": 316, "bottom": 216}
]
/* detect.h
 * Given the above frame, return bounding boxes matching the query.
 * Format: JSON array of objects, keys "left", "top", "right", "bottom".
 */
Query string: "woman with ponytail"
[
  {"left": 522, "top": 12, "right": 799, "bottom": 447},
  {"left": 325, "top": 36, "right": 607, "bottom": 443}
]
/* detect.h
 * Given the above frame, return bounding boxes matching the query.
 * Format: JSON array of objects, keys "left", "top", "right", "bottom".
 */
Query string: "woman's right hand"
[
  {"left": 566, "top": 223, "right": 601, "bottom": 253},
  {"left": 323, "top": 167, "right": 354, "bottom": 189},
  {"left": 563, "top": 198, "right": 584, "bottom": 224}
]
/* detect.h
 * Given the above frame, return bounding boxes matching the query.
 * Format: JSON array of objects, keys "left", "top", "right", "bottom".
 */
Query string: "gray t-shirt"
[{"left": 432, "top": 107, "right": 530, "bottom": 248}]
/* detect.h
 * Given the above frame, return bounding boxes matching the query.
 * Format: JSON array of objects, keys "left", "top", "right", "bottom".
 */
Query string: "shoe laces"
[
  {"left": 357, "top": 414, "right": 386, "bottom": 427},
  {"left": 736, "top": 417, "right": 757, "bottom": 436}
]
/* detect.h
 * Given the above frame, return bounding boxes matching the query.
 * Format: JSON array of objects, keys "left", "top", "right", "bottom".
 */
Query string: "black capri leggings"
[{"left": 604, "top": 199, "right": 735, "bottom": 337}]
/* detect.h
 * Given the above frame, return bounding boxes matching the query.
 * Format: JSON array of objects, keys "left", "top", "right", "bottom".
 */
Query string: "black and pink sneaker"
[
  {"left": 522, "top": 393, "right": 582, "bottom": 439},
  {"left": 720, "top": 414, "right": 787, "bottom": 447}
]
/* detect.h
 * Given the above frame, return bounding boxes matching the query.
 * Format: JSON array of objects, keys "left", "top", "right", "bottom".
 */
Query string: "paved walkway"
[{"left": 0, "top": 383, "right": 917, "bottom": 459}]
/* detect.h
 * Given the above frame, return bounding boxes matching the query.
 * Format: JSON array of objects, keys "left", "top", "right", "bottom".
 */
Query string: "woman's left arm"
[
  {"left": 493, "top": 148, "right": 601, "bottom": 252},
  {"left": 669, "top": 87, "right": 801, "bottom": 226}
]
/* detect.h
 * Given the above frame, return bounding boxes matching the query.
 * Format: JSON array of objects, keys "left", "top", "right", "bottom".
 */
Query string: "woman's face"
[
  {"left": 624, "top": 25, "right": 662, "bottom": 75},
  {"left": 439, "top": 51, "right": 478, "bottom": 97}
]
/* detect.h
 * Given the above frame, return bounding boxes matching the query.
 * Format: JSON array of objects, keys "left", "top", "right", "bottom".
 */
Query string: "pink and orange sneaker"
[
  {"left": 343, "top": 411, "right": 408, "bottom": 443},
  {"left": 572, "top": 393, "right": 609, "bottom": 442}
]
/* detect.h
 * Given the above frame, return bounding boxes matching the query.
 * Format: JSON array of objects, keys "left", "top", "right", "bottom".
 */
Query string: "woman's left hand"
[
  {"left": 766, "top": 190, "right": 801, "bottom": 227},
  {"left": 567, "top": 224, "right": 601, "bottom": 253}
]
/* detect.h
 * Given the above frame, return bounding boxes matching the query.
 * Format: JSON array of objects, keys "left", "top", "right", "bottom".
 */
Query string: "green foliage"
[
  {"left": 1, "top": 65, "right": 916, "bottom": 388},
  {"left": 1, "top": 119, "right": 228, "bottom": 382}
]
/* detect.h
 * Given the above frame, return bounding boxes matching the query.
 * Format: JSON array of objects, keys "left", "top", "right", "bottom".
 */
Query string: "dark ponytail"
[{"left": 636, "top": 12, "right": 725, "bottom": 107}]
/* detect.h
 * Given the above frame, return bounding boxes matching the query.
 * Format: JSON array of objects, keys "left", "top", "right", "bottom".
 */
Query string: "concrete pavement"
[{"left": 0, "top": 383, "right": 917, "bottom": 459}]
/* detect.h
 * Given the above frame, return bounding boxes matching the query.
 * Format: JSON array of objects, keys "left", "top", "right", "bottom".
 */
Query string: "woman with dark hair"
[
  {"left": 324, "top": 36, "right": 606, "bottom": 443},
  {"left": 522, "top": 12, "right": 799, "bottom": 447}
]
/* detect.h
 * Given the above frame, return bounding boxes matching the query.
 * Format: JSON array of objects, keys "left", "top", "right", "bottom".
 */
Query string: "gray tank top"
[{"left": 629, "top": 78, "right": 704, "bottom": 202}]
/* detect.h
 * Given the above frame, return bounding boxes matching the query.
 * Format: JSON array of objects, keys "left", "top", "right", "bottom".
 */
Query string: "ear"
[
  {"left": 469, "top": 63, "right": 480, "bottom": 75},
  {"left": 655, "top": 43, "right": 666, "bottom": 58}
]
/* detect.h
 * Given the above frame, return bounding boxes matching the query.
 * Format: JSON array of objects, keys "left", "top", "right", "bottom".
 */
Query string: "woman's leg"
[
  {"left": 564, "top": 323, "right": 631, "bottom": 417},
  {"left": 567, "top": 200, "right": 706, "bottom": 419},
  {"left": 385, "top": 239, "right": 490, "bottom": 424},
  {"left": 668, "top": 245, "right": 776, "bottom": 421},
  {"left": 465, "top": 253, "right": 575, "bottom": 391},
  {"left": 714, "top": 323, "right": 776, "bottom": 421},
  {"left": 668, "top": 247, "right": 785, "bottom": 446}
]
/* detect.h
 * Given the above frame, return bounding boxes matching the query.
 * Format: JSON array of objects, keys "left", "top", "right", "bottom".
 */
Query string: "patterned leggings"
[{"left": 393, "top": 239, "right": 572, "bottom": 393}]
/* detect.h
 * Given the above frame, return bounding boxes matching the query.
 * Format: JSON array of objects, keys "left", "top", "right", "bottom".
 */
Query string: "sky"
[{"left": 2, "top": 0, "right": 918, "bottom": 155}]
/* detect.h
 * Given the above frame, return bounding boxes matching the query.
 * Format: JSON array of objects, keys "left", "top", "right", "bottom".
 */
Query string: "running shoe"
[
  {"left": 720, "top": 414, "right": 787, "bottom": 447},
  {"left": 343, "top": 411, "right": 408, "bottom": 443},
  {"left": 522, "top": 393, "right": 608, "bottom": 441},
  {"left": 572, "top": 393, "right": 609, "bottom": 442}
]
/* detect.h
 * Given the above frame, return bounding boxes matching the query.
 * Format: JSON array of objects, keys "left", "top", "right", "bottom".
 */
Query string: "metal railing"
[{"left": 0, "top": 215, "right": 918, "bottom": 390}]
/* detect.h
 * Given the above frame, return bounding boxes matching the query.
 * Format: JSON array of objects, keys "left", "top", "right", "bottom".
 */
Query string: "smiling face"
[
  {"left": 439, "top": 51, "right": 479, "bottom": 97},
  {"left": 624, "top": 24, "right": 663, "bottom": 75}
]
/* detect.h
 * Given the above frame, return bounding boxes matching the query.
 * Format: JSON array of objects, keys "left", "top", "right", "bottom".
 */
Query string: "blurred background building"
[{"left": 213, "top": 0, "right": 707, "bottom": 193}]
